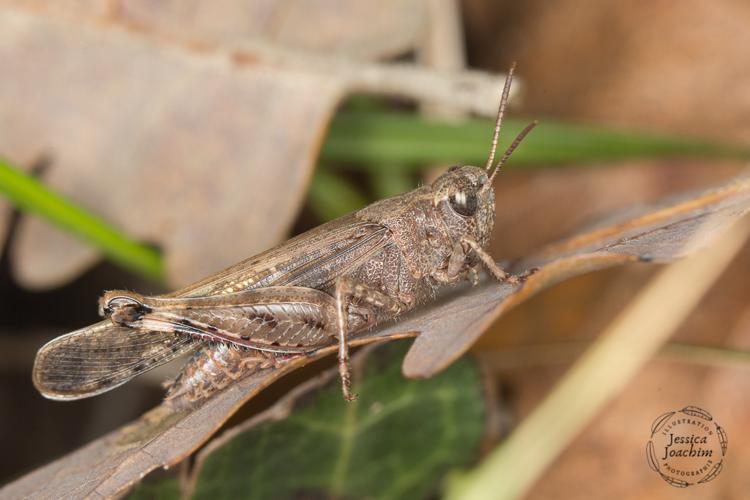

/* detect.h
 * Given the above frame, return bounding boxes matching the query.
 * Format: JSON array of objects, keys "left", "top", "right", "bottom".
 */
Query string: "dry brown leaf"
[
  {"left": 117, "top": 0, "right": 426, "bottom": 59},
  {"left": 451, "top": 161, "right": 744, "bottom": 353},
  {"left": 479, "top": 236, "right": 750, "bottom": 498},
  {"left": 0, "top": 5, "right": 345, "bottom": 289},
  {"left": 4, "top": 171, "right": 749, "bottom": 499},
  {"left": 0, "top": 1, "right": 510, "bottom": 289},
  {"left": 476, "top": 161, "right": 743, "bottom": 350},
  {"left": 401, "top": 173, "right": 750, "bottom": 377},
  {"left": 490, "top": 161, "right": 744, "bottom": 261},
  {"left": 0, "top": 333, "right": 415, "bottom": 499},
  {"left": 474, "top": 174, "right": 750, "bottom": 496},
  {"left": 9, "top": 0, "right": 426, "bottom": 59}
]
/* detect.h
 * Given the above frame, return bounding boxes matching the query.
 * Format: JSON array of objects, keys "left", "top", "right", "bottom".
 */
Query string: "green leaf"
[
  {"left": 128, "top": 477, "right": 181, "bottom": 500},
  {"left": 321, "top": 110, "right": 750, "bottom": 168},
  {"left": 0, "top": 158, "right": 164, "bottom": 282},
  {"left": 191, "top": 342, "right": 485, "bottom": 500},
  {"left": 5, "top": 108, "right": 743, "bottom": 274}
]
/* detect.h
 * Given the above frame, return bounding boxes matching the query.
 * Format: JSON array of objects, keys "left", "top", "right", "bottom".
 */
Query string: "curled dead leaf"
[
  {"left": 402, "top": 173, "right": 750, "bottom": 377},
  {"left": 0, "top": 333, "right": 415, "bottom": 499}
]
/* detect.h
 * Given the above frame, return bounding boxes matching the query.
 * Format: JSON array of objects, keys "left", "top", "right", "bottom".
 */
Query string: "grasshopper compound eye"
[{"left": 449, "top": 190, "right": 478, "bottom": 217}]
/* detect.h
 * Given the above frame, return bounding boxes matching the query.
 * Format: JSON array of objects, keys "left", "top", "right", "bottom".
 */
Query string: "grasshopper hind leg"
[{"left": 334, "top": 276, "right": 405, "bottom": 401}]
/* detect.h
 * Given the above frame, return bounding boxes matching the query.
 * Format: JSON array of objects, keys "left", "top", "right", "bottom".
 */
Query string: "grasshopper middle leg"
[{"left": 334, "top": 276, "right": 405, "bottom": 401}]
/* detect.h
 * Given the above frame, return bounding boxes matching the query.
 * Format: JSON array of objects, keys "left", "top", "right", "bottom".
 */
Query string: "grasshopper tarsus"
[
  {"left": 339, "top": 355, "right": 358, "bottom": 402},
  {"left": 518, "top": 267, "right": 540, "bottom": 282},
  {"left": 461, "top": 237, "right": 515, "bottom": 283}
]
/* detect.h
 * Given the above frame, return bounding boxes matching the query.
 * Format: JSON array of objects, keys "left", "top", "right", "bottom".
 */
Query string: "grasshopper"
[{"left": 32, "top": 64, "right": 536, "bottom": 402}]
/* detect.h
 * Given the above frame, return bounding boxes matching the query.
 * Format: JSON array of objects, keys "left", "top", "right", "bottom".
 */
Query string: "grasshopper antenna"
[
  {"left": 489, "top": 120, "right": 538, "bottom": 183},
  {"left": 485, "top": 62, "right": 516, "bottom": 175}
]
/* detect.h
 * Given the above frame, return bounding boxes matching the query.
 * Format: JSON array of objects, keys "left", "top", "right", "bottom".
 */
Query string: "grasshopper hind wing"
[{"left": 33, "top": 321, "right": 196, "bottom": 400}]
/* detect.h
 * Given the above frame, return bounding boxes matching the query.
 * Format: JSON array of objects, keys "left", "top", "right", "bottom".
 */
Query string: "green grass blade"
[
  {"left": 0, "top": 158, "right": 163, "bottom": 282},
  {"left": 369, "top": 164, "right": 415, "bottom": 199},
  {"left": 321, "top": 110, "right": 750, "bottom": 168},
  {"left": 307, "top": 168, "right": 368, "bottom": 221},
  {"left": 4, "top": 110, "right": 746, "bottom": 280}
]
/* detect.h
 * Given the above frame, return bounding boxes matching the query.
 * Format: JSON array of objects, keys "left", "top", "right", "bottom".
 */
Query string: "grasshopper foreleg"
[
  {"left": 334, "top": 276, "right": 404, "bottom": 402},
  {"left": 461, "top": 237, "right": 537, "bottom": 284}
]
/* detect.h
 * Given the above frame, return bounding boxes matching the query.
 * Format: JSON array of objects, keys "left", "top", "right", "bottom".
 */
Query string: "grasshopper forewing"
[{"left": 33, "top": 64, "right": 537, "bottom": 402}]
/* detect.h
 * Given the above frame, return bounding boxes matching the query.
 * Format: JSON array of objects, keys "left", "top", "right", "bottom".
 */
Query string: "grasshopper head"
[
  {"left": 431, "top": 166, "right": 496, "bottom": 248},
  {"left": 429, "top": 122, "right": 537, "bottom": 250},
  {"left": 431, "top": 63, "right": 537, "bottom": 251}
]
